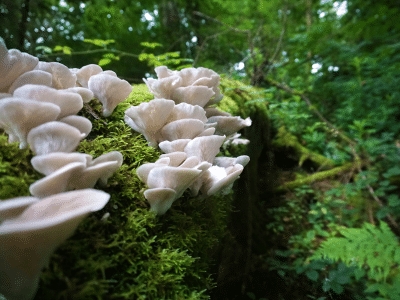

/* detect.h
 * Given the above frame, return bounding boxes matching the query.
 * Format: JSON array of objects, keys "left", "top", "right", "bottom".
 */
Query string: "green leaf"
[
  {"left": 84, "top": 39, "right": 115, "bottom": 47},
  {"left": 140, "top": 42, "right": 162, "bottom": 49},
  {"left": 98, "top": 58, "right": 112, "bottom": 66},
  {"left": 35, "top": 46, "right": 52, "bottom": 54},
  {"left": 306, "top": 270, "right": 319, "bottom": 281},
  {"left": 322, "top": 280, "right": 331, "bottom": 292}
]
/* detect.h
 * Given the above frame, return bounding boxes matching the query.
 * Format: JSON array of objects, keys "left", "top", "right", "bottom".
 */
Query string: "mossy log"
[
  {"left": 275, "top": 162, "right": 355, "bottom": 192},
  {"left": 272, "top": 126, "right": 336, "bottom": 169}
]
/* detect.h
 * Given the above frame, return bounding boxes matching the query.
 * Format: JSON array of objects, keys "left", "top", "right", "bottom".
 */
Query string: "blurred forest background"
[{"left": 2, "top": 0, "right": 400, "bottom": 299}]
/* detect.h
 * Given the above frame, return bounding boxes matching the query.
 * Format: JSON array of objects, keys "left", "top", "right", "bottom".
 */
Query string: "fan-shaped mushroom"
[
  {"left": 13, "top": 85, "right": 83, "bottom": 118},
  {"left": 88, "top": 73, "right": 133, "bottom": 117},
  {"left": 0, "top": 189, "right": 110, "bottom": 300},
  {"left": 27, "top": 121, "right": 83, "bottom": 155},
  {"left": 0, "top": 98, "right": 61, "bottom": 149},
  {"left": 8, "top": 70, "right": 52, "bottom": 94},
  {"left": 0, "top": 39, "right": 38, "bottom": 92}
]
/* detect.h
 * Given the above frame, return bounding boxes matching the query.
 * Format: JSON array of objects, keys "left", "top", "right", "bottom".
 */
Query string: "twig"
[
  {"left": 265, "top": 11, "right": 287, "bottom": 77},
  {"left": 40, "top": 48, "right": 139, "bottom": 58},
  {"left": 265, "top": 78, "right": 356, "bottom": 146},
  {"left": 192, "top": 11, "right": 250, "bottom": 34},
  {"left": 84, "top": 103, "right": 107, "bottom": 125}
]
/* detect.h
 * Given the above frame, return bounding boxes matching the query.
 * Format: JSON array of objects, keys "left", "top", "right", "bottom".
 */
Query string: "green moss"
[
  {"left": 0, "top": 134, "right": 40, "bottom": 199},
  {"left": 0, "top": 82, "right": 237, "bottom": 299}
]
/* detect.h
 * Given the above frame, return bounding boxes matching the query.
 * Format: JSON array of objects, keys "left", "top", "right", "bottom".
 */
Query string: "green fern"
[{"left": 311, "top": 221, "right": 400, "bottom": 282}]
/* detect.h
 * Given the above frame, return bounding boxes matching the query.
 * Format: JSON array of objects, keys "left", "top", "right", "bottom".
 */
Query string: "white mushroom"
[
  {"left": 201, "top": 164, "right": 244, "bottom": 196},
  {"left": 167, "top": 102, "right": 208, "bottom": 123},
  {"left": 0, "top": 197, "right": 38, "bottom": 220},
  {"left": 65, "top": 87, "right": 94, "bottom": 103},
  {"left": 8, "top": 70, "right": 52, "bottom": 94},
  {"left": 204, "top": 107, "right": 231, "bottom": 118},
  {"left": 71, "top": 161, "right": 121, "bottom": 189},
  {"left": 213, "top": 155, "right": 250, "bottom": 168},
  {"left": 59, "top": 115, "right": 92, "bottom": 138},
  {"left": 75, "top": 64, "right": 103, "bottom": 88},
  {"left": 143, "top": 75, "right": 182, "bottom": 99},
  {"left": 87, "top": 151, "right": 123, "bottom": 186},
  {"left": 29, "top": 162, "right": 86, "bottom": 197},
  {"left": 159, "top": 152, "right": 187, "bottom": 167},
  {"left": 0, "top": 98, "right": 61, "bottom": 149},
  {"left": 207, "top": 116, "right": 252, "bottom": 136},
  {"left": 31, "top": 152, "right": 91, "bottom": 176},
  {"left": 124, "top": 99, "right": 175, "bottom": 147},
  {"left": 27, "top": 121, "right": 83, "bottom": 155},
  {"left": 0, "top": 93, "right": 11, "bottom": 99},
  {"left": 161, "top": 119, "right": 205, "bottom": 141},
  {"left": 88, "top": 73, "right": 133, "bottom": 117},
  {"left": 35, "top": 61, "right": 76, "bottom": 89},
  {"left": 171, "top": 86, "right": 215, "bottom": 107},
  {"left": 0, "top": 189, "right": 110, "bottom": 300},
  {"left": 0, "top": 40, "right": 38, "bottom": 92},
  {"left": 183, "top": 135, "right": 226, "bottom": 163},
  {"left": 158, "top": 139, "right": 191, "bottom": 153},
  {"left": 13, "top": 85, "right": 83, "bottom": 118},
  {"left": 151, "top": 66, "right": 223, "bottom": 104},
  {"left": 144, "top": 188, "right": 176, "bottom": 215},
  {"left": 136, "top": 157, "right": 171, "bottom": 183}
]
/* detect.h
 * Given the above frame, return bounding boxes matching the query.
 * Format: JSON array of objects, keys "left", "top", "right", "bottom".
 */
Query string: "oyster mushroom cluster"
[
  {"left": 125, "top": 66, "right": 251, "bottom": 215},
  {"left": 0, "top": 40, "right": 127, "bottom": 299}
]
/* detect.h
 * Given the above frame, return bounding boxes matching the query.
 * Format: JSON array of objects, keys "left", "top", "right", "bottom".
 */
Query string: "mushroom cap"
[
  {"left": 75, "top": 64, "right": 103, "bottom": 88},
  {"left": 0, "top": 97, "right": 61, "bottom": 149},
  {"left": 0, "top": 41, "right": 38, "bottom": 91},
  {"left": 13, "top": 84, "right": 84, "bottom": 118},
  {"left": 0, "top": 189, "right": 109, "bottom": 300},
  {"left": 27, "top": 121, "right": 83, "bottom": 155},
  {"left": 183, "top": 135, "right": 226, "bottom": 163},
  {"left": 207, "top": 116, "right": 252, "bottom": 136},
  {"left": 35, "top": 61, "right": 76, "bottom": 89},
  {"left": 59, "top": 115, "right": 92, "bottom": 138},
  {"left": 8, "top": 70, "right": 52, "bottom": 94},
  {"left": 202, "top": 164, "right": 244, "bottom": 196},
  {"left": 204, "top": 107, "right": 231, "bottom": 118},
  {"left": 0, "top": 93, "right": 11, "bottom": 99},
  {"left": 86, "top": 151, "right": 123, "bottom": 186},
  {"left": 196, "top": 127, "right": 216, "bottom": 137},
  {"left": 213, "top": 155, "right": 250, "bottom": 168},
  {"left": 152, "top": 66, "right": 223, "bottom": 104},
  {"left": 65, "top": 87, "right": 94, "bottom": 103},
  {"left": 146, "top": 166, "right": 202, "bottom": 198},
  {"left": 143, "top": 75, "right": 182, "bottom": 99},
  {"left": 161, "top": 118, "right": 205, "bottom": 141},
  {"left": 71, "top": 161, "right": 121, "bottom": 189},
  {"left": 31, "top": 152, "right": 91, "bottom": 176},
  {"left": 144, "top": 188, "right": 176, "bottom": 215},
  {"left": 29, "top": 162, "right": 86, "bottom": 197},
  {"left": 136, "top": 157, "right": 170, "bottom": 183},
  {"left": 88, "top": 73, "right": 133, "bottom": 117},
  {"left": 158, "top": 139, "right": 191, "bottom": 153},
  {"left": 167, "top": 102, "right": 208, "bottom": 123},
  {"left": 124, "top": 99, "right": 175, "bottom": 147},
  {"left": 159, "top": 152, "right": 187, "bottom": 167},
  {"left": 0, "top": 197, "right": 38, "bottom": 220},
  {"left": 171, "top": 86, "right": 215, "bottom": 107}
]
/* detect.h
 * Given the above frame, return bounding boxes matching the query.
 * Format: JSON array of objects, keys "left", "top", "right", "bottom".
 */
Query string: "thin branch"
[
  {"left": 193, "top": 29, "right": 230, "bottom": 66},
  {"left": 265, "top": 78, "right": 356, "bottom": 146},
  {"left": 265, "top": 11, "right": 287, "bottom": 76},
  {"left": 40, "top": 48, "right": 139, "bottom": 58},
  {"left": 192, "top": 11, "right": 250, "bottom": 34}
]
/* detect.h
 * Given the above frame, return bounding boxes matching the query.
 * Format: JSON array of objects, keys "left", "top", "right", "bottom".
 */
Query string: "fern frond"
[{"left": 311, "top": 221, "right": 400, "bottom": 282}]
